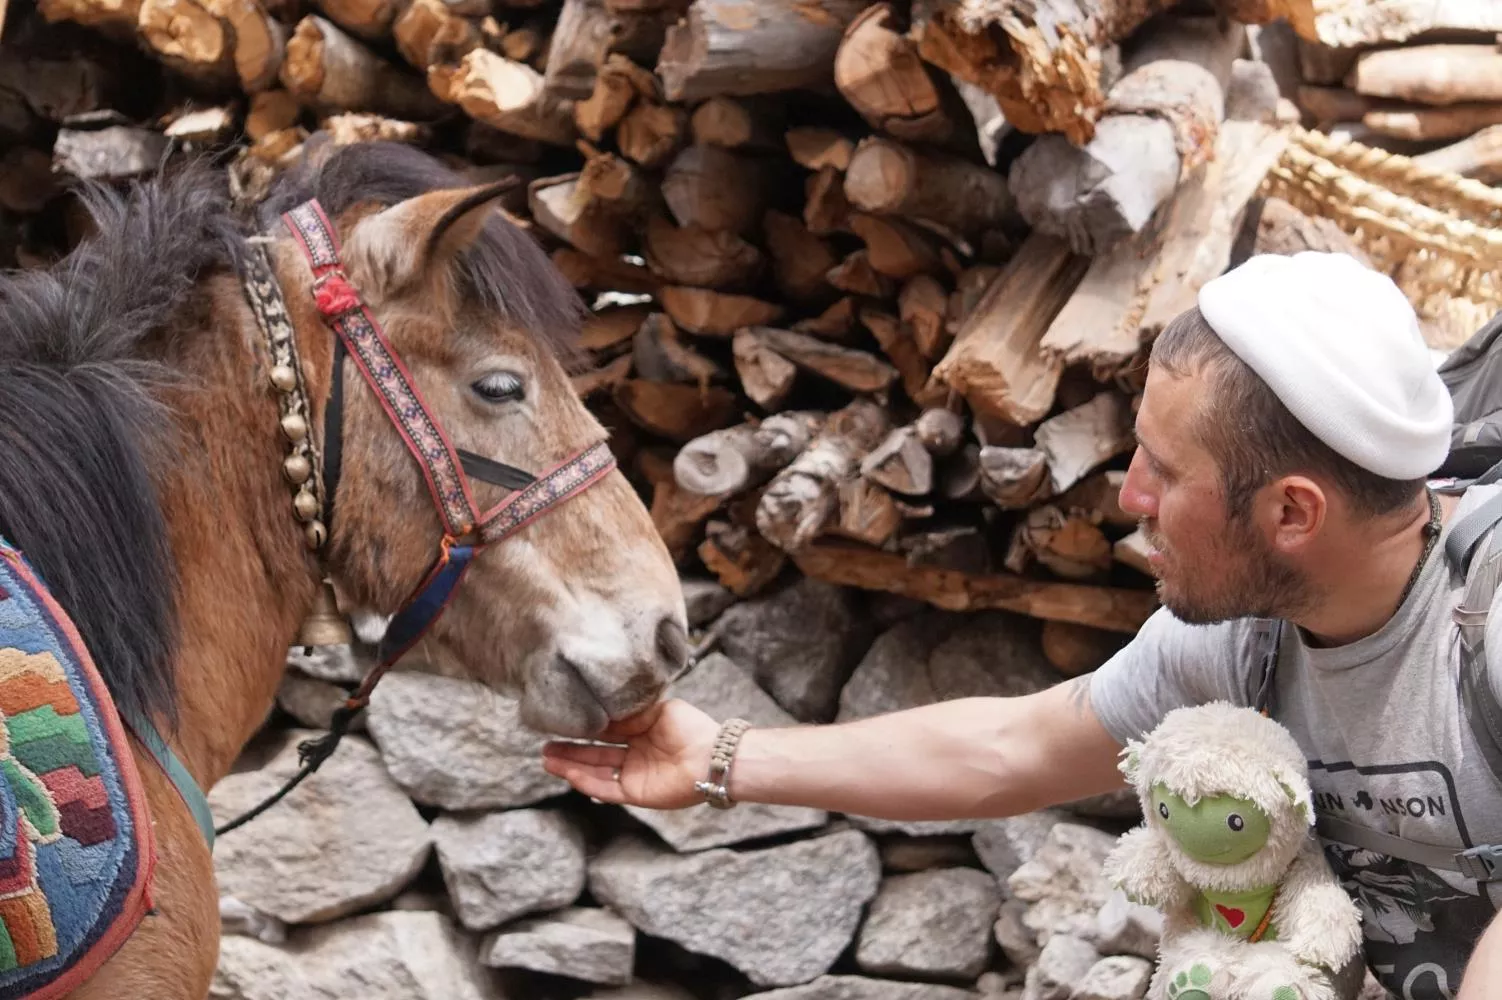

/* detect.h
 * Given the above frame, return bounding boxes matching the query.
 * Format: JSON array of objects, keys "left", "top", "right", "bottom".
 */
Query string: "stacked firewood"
[
  {"left": 1, "top": 0, "right": 1393, "bottom": 672},
  {"left": 1273, "top": 0, "right": 1502, "bottom": 183}
]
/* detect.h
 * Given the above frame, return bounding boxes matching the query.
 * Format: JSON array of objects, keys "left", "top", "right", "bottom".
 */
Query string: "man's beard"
[{"left": 1145, "top": 519, "right": 1314, "bottom": 625}]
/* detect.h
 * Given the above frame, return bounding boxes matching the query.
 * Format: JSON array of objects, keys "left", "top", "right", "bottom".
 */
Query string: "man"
[{"left": 542, "top": 252, "right": 1502, "bottom": 999}]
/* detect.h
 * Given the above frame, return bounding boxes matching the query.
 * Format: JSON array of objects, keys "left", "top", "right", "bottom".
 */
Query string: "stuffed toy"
[{"left": 1102, "top": 703, "right": 1364, "bottom": 1000}]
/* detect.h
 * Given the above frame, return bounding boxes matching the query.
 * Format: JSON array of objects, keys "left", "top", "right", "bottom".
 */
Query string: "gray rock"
[
  {"left": 972, "top": 811, "right": 1070, "bottom": 889},
  {"left": 208, "top": 732, "right": 430, "bottom": 924},
  {"left": 275, "top": 673, "right": 364, "bottom": 731},
  {"left": 717, "top": 576, "right": 874, "bottom": 722},
  {"left": 1092, "top": 889, "right": 1162, "bottom": 960},
  {"left": 745, "top": 976, "right": 978, "bottom": 999},
  {"left": 1074, "top": 955, "right": 1153, "bottom": 1000},
  {"left": 628, "top": 654, "right": 827, "bottom": 850},
  {"left": 365, "top": 671, "right": 568, "bottom": 810},
  {"left": 1007, "top": 823, "right": 1118, "bottom": 944},
  {"left": 211, "top": 911, "right": 502, "bottom": 1000},
  {"left": 286, "top": 644, "right": 367, "bottom": 684},
  {"left": 589, "top": 985, "right": 696, "bottom": 1000},
  {"left": 1023, "top": 934, "right": 1099, "bottom": 1000},
  {"left": 855, "top": 868, "right": 1000, "bottom": 981},
  {"left": 993, "top": 898, "right": 1040, "bottom": 968},
  {"left": 879, "top": 836, "right": 978, "bottom": 873},
  {"left": 219, "top": 896, "right": 286, "bottom": 944},
  {"left": 682, "top": 577, "right": 737, "bottom": 627},
  {"left": 975, "top": 971, "right": 1023, "bottom": 998},
  {"left": 838, "top": 612, "right": 1062, "bottom": 835},
  {"left": 482, "top": 906, "right": 635, "bottom": 984},
  {"left": 433, "top": 809, "right": 587, "bottom": 931},
  {"left": 588, "top": 829, "right": 881, "bottom": 987}
]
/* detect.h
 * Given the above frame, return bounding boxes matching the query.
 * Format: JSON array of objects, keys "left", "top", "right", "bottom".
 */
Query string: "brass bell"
[
  {"left": 280, "top": 413, "right": 309, "bottom": 441},
  {"left": 283, "top": 454, "right": 313, "bottom": 485},
  {"left": 292, "top": 487, "right": 321, "bottom": 522},
  {"left": 269, "top": 365, "right": 298, "bottom": 393},
  {"left": 297, "top": 579, "right": 353, "bottom": 646},
  {"left": 304, "top": 519, "right": 328, "bottom": 550}
]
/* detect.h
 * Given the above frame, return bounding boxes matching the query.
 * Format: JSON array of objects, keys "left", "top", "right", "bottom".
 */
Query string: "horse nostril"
[{"left": 656, "top": 615, "right": 690, "bottom": 677}]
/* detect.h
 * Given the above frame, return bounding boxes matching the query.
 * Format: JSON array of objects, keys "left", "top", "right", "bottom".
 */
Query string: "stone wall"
[{"left": 209, "top": 577, "right": 1167, "bottom": 1000}]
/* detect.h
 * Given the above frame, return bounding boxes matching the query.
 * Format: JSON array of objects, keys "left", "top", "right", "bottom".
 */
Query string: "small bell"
[
  {"left": 269, "top": 365, "right": 298, "bottom": 393},
  {"left": 297, "top": 579, "right": 353, "bottom": 647}
]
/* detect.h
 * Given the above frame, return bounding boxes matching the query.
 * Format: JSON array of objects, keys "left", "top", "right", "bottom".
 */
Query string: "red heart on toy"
[{"left": 1214, "top": 904, "right": 1246, "bottom": 928}]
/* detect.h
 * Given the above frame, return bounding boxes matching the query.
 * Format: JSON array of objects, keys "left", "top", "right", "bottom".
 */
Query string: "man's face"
[{"left": 1118, "top": 364, "right": 1312, "bottom": 624}]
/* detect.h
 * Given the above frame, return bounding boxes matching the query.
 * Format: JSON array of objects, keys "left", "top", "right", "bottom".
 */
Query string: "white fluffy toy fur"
[{"left": 1102, "top": 703, "right": 1365, "bottom": 1000}]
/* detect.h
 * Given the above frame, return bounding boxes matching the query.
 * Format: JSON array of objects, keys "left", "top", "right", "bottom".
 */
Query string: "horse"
[{"left": 0, "top": 136, "right": 688, "bottom": 998}]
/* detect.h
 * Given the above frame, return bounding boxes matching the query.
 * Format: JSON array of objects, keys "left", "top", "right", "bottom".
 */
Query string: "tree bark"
[
  {"left": 844, "top": 136, "right": 1016, "bottom": 241},
  {"left": 804, "top": 165, "right": 853, "bottom": 234},
  {"left": 1348, "top": 44, "right": 1502, "bottom": 106},
  {"left": 848, "top": 212, "right": 942, "bottom": 280},
  {"left": 639, "top": 448, "right": 726, "bottom": 563},
  {"left": 977, "top": 446, "right": 1052, "bottom": 509},
  {"left": 732, "top": 329, "right": 798, "bottom": 410},
  {"left": 138, "top": 0, "right": 286, "bottom": 90},
  {"left": 428, "top": 48, "right": 577, "bottom": 143},
  {"left": 899, "top": 274, "right": 949, "bottom": 360},
  {"left": 1007, "top": 504, "right": 1113, "bottom": 580},
  {"left": 543, "top": 0, "right": 673, "bottom": 100},
  {"left": 573, "top": 52, "right": 656, "bottom": 140},
  {"left": 552, "top": 247, "right": 659, "bottom": 295},
  {"left": 698, "top": 517, "right": 787, "bottom": 596},
  {"left": 659, "top": 286, "right": 784, "bottom": 336},
  {"left": 1363, "top": 102, "right": 1502, "bottom": 142},
  {"left": 1008, "top": 15, "right": 1244, "bottom": 256},
  {"left": 860, "top": 308, "right": 939, "bottom": 407},
  {"left": 612, "top": 379, "right": 738, "bottom": 441},
  {"left": 616, "top": 98, "right": 687, "bottom": 167},
  {"left": 831, "top": 478, "right": 903, "bottom": 547},
  {"left": 655, "top": 0, "right": 871, "bottom": 103},
  {"left": 763, "top": 209, "right": 838, "bottom": 305},
  {"left": 392, "top": 0, "right": 479, "bottom": 69},
  {"left": 756, "top": 398, "right": 892, "bottom": 551},
  {"left": 661, "top": 143, "right": 771, "bottom": 235},
  {"left": 311, "top": 0, "right": 407, "bottom": 41},
  {"left": 861, "top": 425, "right": 933, "bottom": 496},
  {"left": 632, "top": 312, "right": 722, "bottom": 386},
  {"left": 673, "top": 411, "right": 822, "bottom": 495},
  {"left": 826, "top": 250, "right": 894, "bottom": 300},
  {"left": 527, "top": 171, "right": 631, "bottom": 257},
  {"left": 743, "top": 326, "right": 899, "bottom": 395},
  {"left": 282, "top": 15, "right": 443, "bottom": 118},
  {"left": 689, "top": 95, "right": 784, "bottom": 150},
  {"left": 582, "top": 303, "right": 653, "bottom": 352},
  {"left": 1275, "top": 0, "right": 1502, "bottom": 49}
]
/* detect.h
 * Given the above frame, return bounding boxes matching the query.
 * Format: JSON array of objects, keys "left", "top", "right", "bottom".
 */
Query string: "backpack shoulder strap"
[{"left": 1250, "top": 618, "right": 1283, "bottom": 717}]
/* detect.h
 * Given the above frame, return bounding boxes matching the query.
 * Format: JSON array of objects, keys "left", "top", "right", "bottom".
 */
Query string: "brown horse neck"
[{"left": 150, "top": 264, "right": 327, "bottom": 789}]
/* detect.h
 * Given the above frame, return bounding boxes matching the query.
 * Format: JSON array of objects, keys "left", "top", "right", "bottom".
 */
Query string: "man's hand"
[{"left": 541, "top": 699, "right": 720, "bottom": 809}]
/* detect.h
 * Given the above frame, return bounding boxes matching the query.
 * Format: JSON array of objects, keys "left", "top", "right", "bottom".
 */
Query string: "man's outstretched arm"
[
  {"left": 1458, "top": 908, "right": 1502, "bottom": 999},
  {"left": 541, "top": 674, "right": 1129, "bottom": 822}
]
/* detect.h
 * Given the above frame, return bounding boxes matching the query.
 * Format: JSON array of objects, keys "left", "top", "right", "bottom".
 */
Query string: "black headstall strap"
[{"left": 216, "top": 197, "right": 617, "bottom": 838}]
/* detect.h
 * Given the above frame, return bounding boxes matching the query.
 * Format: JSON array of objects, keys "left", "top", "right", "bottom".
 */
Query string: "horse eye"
[
  {"left": 472, "top": 372, "right": 524, "bottom": 403},
  {"left": 1158, "top": 802, "right": 1170, "bottom": 819},
  {"left": 1227, "top": 814, "right": 1244, "bottom": 831}
]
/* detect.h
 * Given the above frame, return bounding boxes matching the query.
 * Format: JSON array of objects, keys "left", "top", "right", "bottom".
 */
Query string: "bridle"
[{"left": 212, "top": 193, "right": 615, "bottom": 837}]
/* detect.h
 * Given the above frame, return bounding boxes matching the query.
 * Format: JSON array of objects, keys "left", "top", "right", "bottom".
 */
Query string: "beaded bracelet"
[{"left": 694, "top": 717, "right": 752, "bottom": 809}]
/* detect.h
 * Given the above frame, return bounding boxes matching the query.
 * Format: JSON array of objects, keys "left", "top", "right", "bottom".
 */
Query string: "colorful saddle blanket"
[{"left": 0, "top": 538, "right": 155, "bottom": 999}]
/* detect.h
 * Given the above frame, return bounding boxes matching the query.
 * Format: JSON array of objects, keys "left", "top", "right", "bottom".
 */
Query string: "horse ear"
[{"left": 344, "top": 179, "right": 519, "bottom": 297}]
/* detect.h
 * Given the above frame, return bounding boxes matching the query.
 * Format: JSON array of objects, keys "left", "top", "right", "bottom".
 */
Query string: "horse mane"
[{"left": 0, "top": 138, "right": 587, "bottom": 733}]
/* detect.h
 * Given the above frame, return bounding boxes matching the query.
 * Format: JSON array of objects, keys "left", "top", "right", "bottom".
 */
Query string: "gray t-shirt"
[{"left": 1090, "top": 484, "right": 1502, "bottom": 1000}]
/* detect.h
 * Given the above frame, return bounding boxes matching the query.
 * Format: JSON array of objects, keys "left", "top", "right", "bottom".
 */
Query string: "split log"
[
  {"left": 137, "top": 0, "right": 286, "bottom": 91},
  {"left": 860, "top": 425, "right": 932, "bottom": 496},
  {"left": 1413, "top": 124, "right": 1502, "bottom": 183},
  {"left": 1113, "top": 527, "right": 1153, "bottom": 576},
  {"left": 844, "top": 136, "right": 1016, "bottom": 242},
  {"left": 544, "top": 0, "right": 673, "bottom": 100},
  {"left": 977, "top": 446, "right": 1052, "bottom": 509},
  {"left": 699, "top": 517, "right": 786, "bottom": 596},
  {"left": 690, "top": 96, "right": 784, "bottom": 150},
  {"left": 527, "top": 172, "right": 630, "bottom": 257},
  {"left": 899, "top": 275, "right": 949, "bottom": 360},
  {"left": 428, "top": 49, "right": 577, "bottom": 145},
  {"left": 660, "top": 286, "right": 784, "bottom": 336},
  {"left": 1348, "top": 45, "right": 1502, "bottom": 106},
  {"left": 1040, "top": 620, "right": 1128, "bottom": 676},
  {"left": 1245, "top": 195, "right": 1371, "bottom": 264},
  {"left": 35, "top": 0, "right": 141, "bottom": 32},
  {"left": 655, "top": 0, "right": 872, "bottom": 103},
  {"left": 321, "top": 112, "right": 429, "bottom": 145},
  {"left": 582, "top": 302, "right": 653, "bottom": 351},
  {"left": 661, "top": 144, "right": 770, "bottom": 235},
  {"left": 163, "top": 105, "right": 238, "bottom": 144},
  {"left": 915, "top": 407, "right": 963, "bottom": 456},
  {"left": 859, "top": 308, "right": 937, "bottom": 407},
  {"left": 393, "top": 0, "right": 481, "bottom": 69},
  {"left": 577, "top": 145, "right": 653, "bottom": 218},
  {"left": 1007, "top": 15, "right": 1244, "bottom": 256},
  {"left": 632, "top": 312, "right": 722, "bottom": 386},
  {"left": 639, "top": 449, "right": 726, "bottom": 562},
  {"left": 827, "top": 250, "right": 894, "bottom": 299},
  {"left": 282, "top": 16, "right": 444, "bottom": 119},
  {"left": 572, "top": 352, "right": 634, "bottom": 397},
  {"left": 742, "top": 327, "right": 898, "bottom": 395},
  {"left": 911, "top": 0, "right": 1183, "bottom": 145},
  {"left": 940, "top": 443, "right": 983, "bottom": 501},
  {"left": 643, "top": 215, "right": 763, "bottom": 289},
  {"left": 899, "top": 525, "right": 989, "bottom": 573},
  {"left": 617, "top": 98, "right": 687, "bottom": 167},
  {"left": 756, "top": 399, "right": 892, "bottom": 552},
  {"left": 1033, "top": 391, "right": 1136, "bottom": 496},
  {"left": 0, "top": 148, "right": 58, "bottom": 213},
  {"left": 1278, "top": 0, "right": 1502, "bottom": 49},
  {"left": 53, "top": 125, "right": 167, "bottom": 181},
  {"left": 805, "top": 166, "right": 853, "bottom": 234},
  {"left": 732, "top": 330, "right": 798, "bottom": 410},
  {"left": 928, "top": 232, "right": 1089, "bottom": 425},
  {"left": 791, "top": 540, "right": 1159, "bottom": 633},
  {"left": 785, "top": 126, "right": 853, "bottom": 170},
  {"left": 1363, "top": 103, "right": 1502, "bottom": 142},
  {"left": 793, "top": 298, "right": 858, "bottom": 342},
  {"left": 1057, "top": 470, "right": 1133, "bottom": 529},
  {"left": 551, "top": 247, "right": 658, "bottom": 294},
  {"left": 673, "top": 411, "right": 823, "bottom": 495},
  {"left": 833, "top": 3, "right": 969, "bottom": 149},
  {"left": 848, "top": 213, "right": 942, "bottom": 280},
  {"left": 497, "top": 14, "right": 552, "bottom": 67},
  {"left": 763, "top": 210, "right": 838, "bottom": 304},
  {"left": 612, "top": 380, "right": 738, "bottom": 441},
  {"left": 573, "top": 53, "right": 656, "bottom": 140},
  {"left": 830, "top": 478, "right": 903, "bottom": 547},
  {"left": 1295, "top": 85, "right": 1370, "bottom": 124},
  {"left": 312, "top": 0, "right": 406, "bottom": 41},
  {"left": 1007, "top": 505, "right": 1112, "bottom": 580},
  {"left": 247, "top": 90, "right": 300, "bottom": 139}
]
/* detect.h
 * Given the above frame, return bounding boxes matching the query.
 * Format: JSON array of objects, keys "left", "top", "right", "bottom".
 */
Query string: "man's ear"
[{"left": 342, "top": 178, "right": 519, "bottom": 298}]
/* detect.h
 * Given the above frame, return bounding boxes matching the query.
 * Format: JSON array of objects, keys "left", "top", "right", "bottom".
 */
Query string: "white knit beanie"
[{"left": 1196, "top": 252, "right": 1453, "bottom": 481}]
